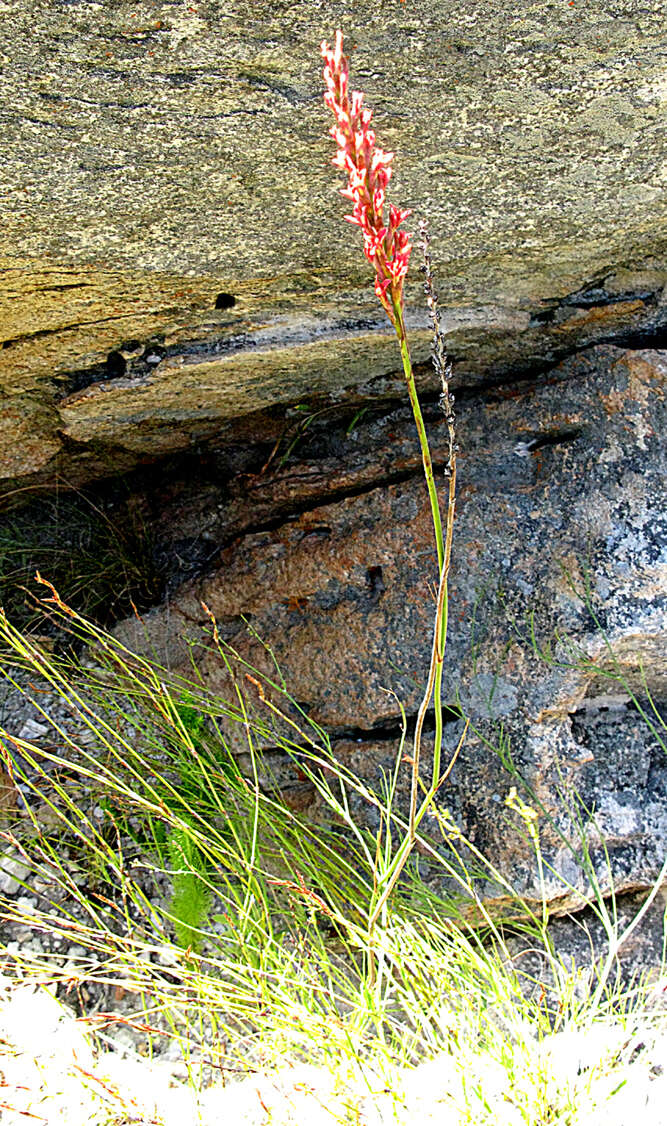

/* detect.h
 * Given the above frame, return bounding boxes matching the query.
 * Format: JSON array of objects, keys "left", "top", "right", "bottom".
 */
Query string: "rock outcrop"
[
  {"left": 115, "top": 344, "right": 666, "bottom": 910},
  {"left": 1, "top": 0, "right": 665, "bottom": 915},
  {"left": 1, "top": 0, "right": 666, "bottom": 488}
]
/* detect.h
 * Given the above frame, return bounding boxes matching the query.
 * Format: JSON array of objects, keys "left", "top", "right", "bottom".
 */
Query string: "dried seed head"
[{"left": 420, "top": 219, "right": 457, "bottom": 463}]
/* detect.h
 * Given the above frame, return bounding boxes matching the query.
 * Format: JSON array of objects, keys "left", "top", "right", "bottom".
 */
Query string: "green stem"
[
  {"left": 393, "top": 305, "right": 445, "bottom": 571},
  {"left": 392, "top": 299, "right": 454, "bottom": 789},
  {"left": 365, "top": 298, "right": 457, "bottom": 929},
  {"left": 432, "top": 657, "right": 445, "bottom": 783}
]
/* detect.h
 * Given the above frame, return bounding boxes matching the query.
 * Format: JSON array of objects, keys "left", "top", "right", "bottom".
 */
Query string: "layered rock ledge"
[{"left": 1, "top": 0, "right": 665, "bottom": 487}]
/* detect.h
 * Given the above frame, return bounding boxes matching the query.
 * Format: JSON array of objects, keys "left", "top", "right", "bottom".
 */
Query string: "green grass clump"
[{"left": 0, "top": 596, "right": 665, "bottom": 1124}]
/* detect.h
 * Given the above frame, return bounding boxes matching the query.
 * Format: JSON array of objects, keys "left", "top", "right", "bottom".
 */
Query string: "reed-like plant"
[{"left": 321, "top": 31, "right": 459, "bottom": 922}]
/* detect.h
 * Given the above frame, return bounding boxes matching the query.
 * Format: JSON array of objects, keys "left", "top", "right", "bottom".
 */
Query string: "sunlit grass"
[{"left": 0, "top": 595, "right": 665, "bottom": 1123}]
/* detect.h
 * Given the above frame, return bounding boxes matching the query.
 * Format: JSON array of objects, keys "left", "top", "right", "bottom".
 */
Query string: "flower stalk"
[{"left": 321, "top": 32, "right": 458, "bottom": 922}]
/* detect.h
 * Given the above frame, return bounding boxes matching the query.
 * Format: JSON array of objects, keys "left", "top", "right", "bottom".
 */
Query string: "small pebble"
[{"left": 0, "top": 855, "right": 31, "bottom": 895}]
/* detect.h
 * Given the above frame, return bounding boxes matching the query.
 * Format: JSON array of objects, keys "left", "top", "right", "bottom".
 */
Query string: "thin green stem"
[
  {"left": 432, "top": 660, "right": 445, "bottom": 781},
  {"left": 392, "top": 298, "right": 456, "bottom": 792},
  {"left": 365, "top": 298, "right": 457, "bottom": 928},
  {"left": 393, "top": 304, "right": 444, "bottom": 571}
]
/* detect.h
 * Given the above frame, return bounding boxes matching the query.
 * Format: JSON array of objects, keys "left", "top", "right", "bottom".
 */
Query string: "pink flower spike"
[{"left": 321, "top": 30, "right": 412, "bottom": 321}]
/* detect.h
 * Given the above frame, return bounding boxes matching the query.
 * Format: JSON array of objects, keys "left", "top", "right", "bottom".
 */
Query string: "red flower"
[{"left": 321, "top": 31, "right": 412, "bottom": 325}]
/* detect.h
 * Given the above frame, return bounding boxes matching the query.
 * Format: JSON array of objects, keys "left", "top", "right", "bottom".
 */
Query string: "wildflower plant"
[{"left": 321, "top": 31, "right": 459, "bottom": 917}]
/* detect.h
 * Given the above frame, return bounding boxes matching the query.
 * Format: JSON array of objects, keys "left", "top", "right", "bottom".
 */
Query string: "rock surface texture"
[
  {"left": 1, "top": 0, "right": 666, "bottom": 486},
  {"left": 115, "top": 344, "right": 667, "bottom": 910},
  {"left": 1, "top": 1, "right": 665, "bottom": 916}
]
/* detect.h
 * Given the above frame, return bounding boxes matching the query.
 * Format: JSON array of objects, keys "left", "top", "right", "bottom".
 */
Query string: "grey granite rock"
[
  {"left": 112, "top": 344, "right": 666, "bottom": 908},
  {"left": 1, "top": 0, "right": 665, "bottom": 486},
  {"left": 114, "top": 346, "right": 666, "bottom": 717}
]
